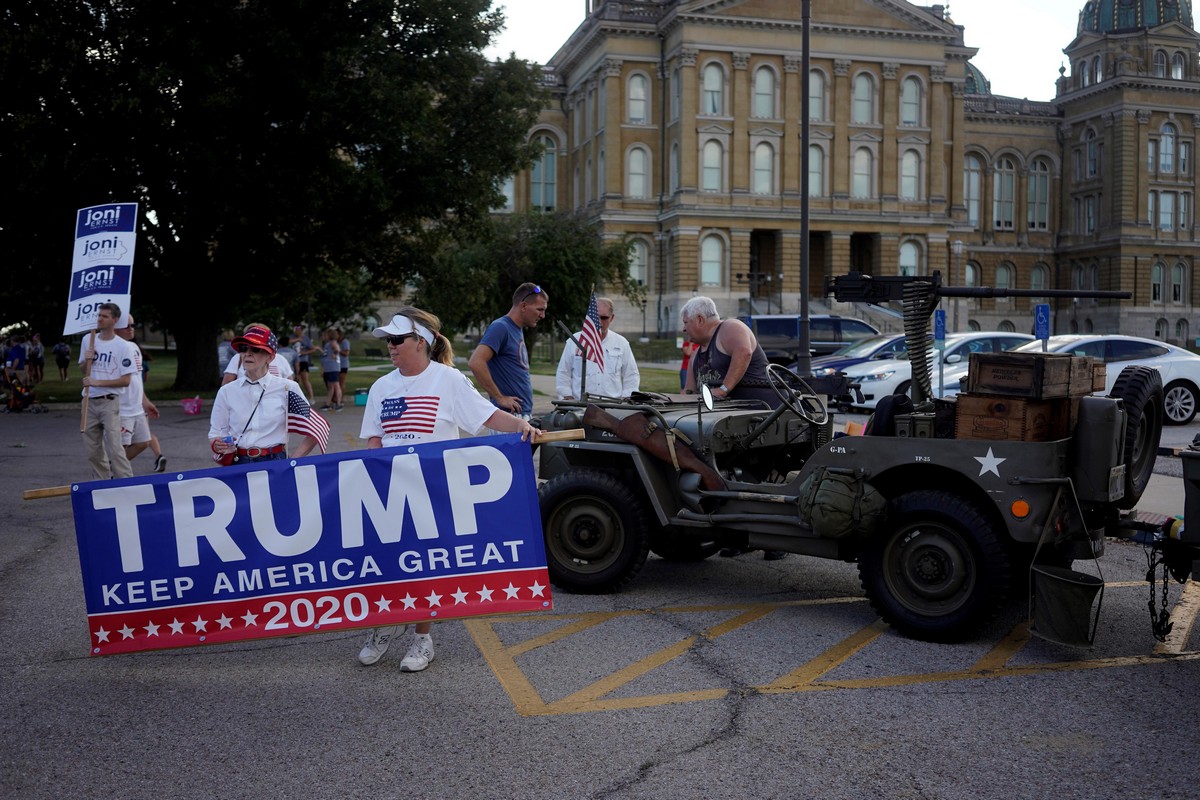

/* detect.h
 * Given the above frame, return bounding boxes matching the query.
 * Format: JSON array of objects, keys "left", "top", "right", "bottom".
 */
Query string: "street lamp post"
[
  {"left": 640, "top": 298, "right": 648, "bottom": 342},
  {"left": 951, "top": 239, "right": 964, "bottom": 333}
]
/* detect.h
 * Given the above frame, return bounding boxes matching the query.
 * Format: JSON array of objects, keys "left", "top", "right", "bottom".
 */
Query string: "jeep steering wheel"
[{"left": 766, "top": 363, "right": 829, "bottom": 426}]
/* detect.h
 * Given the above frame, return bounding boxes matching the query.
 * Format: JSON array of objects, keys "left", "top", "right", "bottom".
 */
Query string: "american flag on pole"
[
  {"left": 287, "top": 390, "right": 330, "bottom": 453},
  {"left": 580, "top": 292, "right": 604, "bottom": 371}
]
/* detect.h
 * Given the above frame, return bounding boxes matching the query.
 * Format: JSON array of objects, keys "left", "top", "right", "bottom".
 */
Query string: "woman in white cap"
[
  {"left": 356, "top": 306, "right": 539, "bottom": 673},
  {"left": 209, "top": 325, "right": 323, "bottom": 465}
]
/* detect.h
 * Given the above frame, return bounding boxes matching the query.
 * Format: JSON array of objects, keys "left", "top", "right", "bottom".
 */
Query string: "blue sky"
[{"left": 485, "top": 1, "right": 1083, "bottom": 102}]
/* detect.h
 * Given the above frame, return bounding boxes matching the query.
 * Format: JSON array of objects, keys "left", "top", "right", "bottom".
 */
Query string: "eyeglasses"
[
  {"left": 516, "top": 285, "right": 543, "bottom": 304},
  {"left": 385, "top": 334, "right": 416, "bottom": 346},
  {"left": 236, "top": 345, "right": 270, "bottom": 355}
]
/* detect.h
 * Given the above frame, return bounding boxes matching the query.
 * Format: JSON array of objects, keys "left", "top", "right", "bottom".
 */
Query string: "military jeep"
[{"left": 535, "top": 273, "right": 1164, "bottom": 642}]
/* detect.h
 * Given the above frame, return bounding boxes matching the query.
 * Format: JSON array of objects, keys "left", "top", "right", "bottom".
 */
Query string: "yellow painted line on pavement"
[
  {"left": 470, "top": 592, "right": 1200, "bottom": 717},
  {"left": 1154, "top": 580, "right": 1200, "bottom": 656}
]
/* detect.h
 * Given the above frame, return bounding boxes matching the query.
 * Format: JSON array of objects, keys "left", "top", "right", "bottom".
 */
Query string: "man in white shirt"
[
  {"left": 555, "top": 297, "right": 640, "bottom": 400},
  {"left": 114, "top": 314, "right": 167, "bottom": 473},
  {"left": 79, "top": 303, "right": 138, "bottom": 479}
]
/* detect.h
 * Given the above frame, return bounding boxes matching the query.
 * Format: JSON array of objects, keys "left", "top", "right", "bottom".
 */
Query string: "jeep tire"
[
  {"left": 539, "top": 469, "right": 650, "bottom": 593},
  {"left": 859, "top": 489, "right": 1012, "bottom": 642},
  {"left": 1109, "top": 365, "right": 1164, "bottom": 510}
]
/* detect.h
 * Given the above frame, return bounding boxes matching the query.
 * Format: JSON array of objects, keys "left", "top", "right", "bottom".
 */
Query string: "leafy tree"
[
  {"left": 415, "top": 210, "right": 643, "bottom": 346},
  {"left": 0, "top": 0, "right": 546, "bottom": 388}
]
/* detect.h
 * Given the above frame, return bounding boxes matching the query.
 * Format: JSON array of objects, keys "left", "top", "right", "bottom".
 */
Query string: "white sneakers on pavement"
[
  {"left": 358, "top": 625, "right": 401, "bottom": 666},
  {"left": 399, "top": 634, "right": 435, "bottom": 672}
]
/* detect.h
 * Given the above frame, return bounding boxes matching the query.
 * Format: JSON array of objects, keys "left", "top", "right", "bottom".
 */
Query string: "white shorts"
[{"left": 120, "top": 414, "right": 151, "bottom": 447}]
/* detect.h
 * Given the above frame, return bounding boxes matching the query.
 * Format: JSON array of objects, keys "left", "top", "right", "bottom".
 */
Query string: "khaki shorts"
[{"left": 120, "top": 414, "right": 151, "bottom": 446}]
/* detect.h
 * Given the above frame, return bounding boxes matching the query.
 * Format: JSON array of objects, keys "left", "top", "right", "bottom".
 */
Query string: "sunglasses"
[
  {"left": 598, "top": 315, "right": 612, "bottom": 321},
  {"left": 236, "top": 344, "right": 270, "bottom": 355},
  {"left": 385, "top": 334, "right": 417, "bottom": 346},
  {"left": 517, "top": 285, "right": 543, "bottom": 303}
]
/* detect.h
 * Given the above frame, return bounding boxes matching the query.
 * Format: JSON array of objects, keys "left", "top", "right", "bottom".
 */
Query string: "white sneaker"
[
  {"left": 399, "top": 634, "right": 435, "bottom": 672},
  {"left": 358, "top": 625, "right": 401, "bottom": 666}
]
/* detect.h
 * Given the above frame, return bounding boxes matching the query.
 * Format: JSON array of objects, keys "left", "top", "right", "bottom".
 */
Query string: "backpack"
[{"left": 797, "top": 466, "right": 886, "bottom": 539}]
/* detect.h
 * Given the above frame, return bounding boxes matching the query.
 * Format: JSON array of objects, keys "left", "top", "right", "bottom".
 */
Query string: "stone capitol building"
[{"left": 502, "top": 0, "right": 1198, "bottom": 344}]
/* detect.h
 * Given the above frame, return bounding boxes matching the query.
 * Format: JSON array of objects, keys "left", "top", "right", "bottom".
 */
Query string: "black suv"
[{"left": 737, "top": 314, "right": 880, "bottom": 364}]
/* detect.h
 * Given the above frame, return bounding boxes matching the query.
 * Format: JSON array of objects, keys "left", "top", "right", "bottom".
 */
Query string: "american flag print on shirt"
[
  {"left": 287, "top": 390, "right": 330, "bottom": 453},
  {"left": 381, "top": 396, "right": 440, "bottom": 435},
  {"left": 580, "top": 291, "right": 604, "bottom": 372}
]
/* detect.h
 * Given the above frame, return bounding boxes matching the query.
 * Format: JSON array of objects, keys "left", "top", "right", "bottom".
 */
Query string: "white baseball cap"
[{"left": 372, "top": 314, "right": 434, "bottom": 346}]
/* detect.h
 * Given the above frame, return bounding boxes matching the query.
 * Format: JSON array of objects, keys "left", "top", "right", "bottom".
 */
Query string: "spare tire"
[{"left": 1108, "top": 365, "right": 1164, "bottom": 510}]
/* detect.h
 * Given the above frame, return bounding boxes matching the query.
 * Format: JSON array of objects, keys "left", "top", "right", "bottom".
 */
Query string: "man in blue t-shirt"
[{"left": 468, "top": 282, "right": 549, "bottom": 419}]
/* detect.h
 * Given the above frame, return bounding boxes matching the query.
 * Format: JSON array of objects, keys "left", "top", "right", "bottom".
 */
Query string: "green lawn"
[{"left": 36, "top": 348, "right": 682, "bottom": 403}]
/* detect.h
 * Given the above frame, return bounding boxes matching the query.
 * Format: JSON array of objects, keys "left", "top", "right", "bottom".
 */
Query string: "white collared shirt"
[
  {"left": 555, "top": 330, "right": 640, "bottom": 400},
  {"left": 208, "top": 372, "right": 305, "bottom": 449}
]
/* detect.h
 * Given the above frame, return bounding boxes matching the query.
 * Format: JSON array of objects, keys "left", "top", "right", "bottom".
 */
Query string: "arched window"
[
  {"left": 1172, "top": 52, "right": 1186, "bottom": 80},
  {"left": 1161, "top": 124, "right": 1176, "bottom": 172},
  {"left": 629, "top": 240, "right": 648, "bottom": 286},
  {"left": 1093, "top": 55, "right": 1103, "bottom": 83},
  {"left": 995, "top": 263, "right": 1013, "bottom": 291},
  {"left": 1086, "top": 129, "right": 1099, "bottom": 176},
  {"left": 900, "top": 149, "right": 921, "bottom": 200},
  {"left": 497, "top": 176, "right": 515, "bottom": 212},
  {"left": 1172, "top": 262, "right": 1186, "bottom": 303},
  {"left": 1156, "top": 318, "right": 1169, "bottom": 339},
  {"left": 968, "top": 320, "right": 982, "bottom": 332},
  {"left": 1155, "top": 51, "right": 1168, "bottom": 78},
  {"left": 1082, "top": 60, "right": 1091, "bottom": 87},
  {"left": 702, "top": 63, "right": 724, "bottom": 115},
  {"left": 752, "top": 67, "right": 775, "bottom": 118},
  {"left": 998, "top": 320, "right": 1016, "bottom": 333},
  {"left": 993, "top": 156, "right": 1016, "bottom": 229},
  {"left": 808, "top": 145, "right": 824, "bottom": 197},
  {"left": 753, "top": 142, "right": 774, "bottom": 195},
  {"left": 1152, "top": 262, "right": 1165, "bottom": 302},
  {"left": 627, "top": 146, "right": 648, "bottom": 198},
  {"left": 702, "top": 140, "right": 723, "bottom": 192},
  {"left": 964, "top": 262, "right": 979, "bottom": 287},
  {"left": 898, "top": 241, "right": 920, "bottom": 276},
  {"left": 1176, "top": 319, "right": 1190, "bottom": 342},
  {"left": 628, "top": 74, "right": 648, "bottom": 124},
  {"left": 852, "top": 73, "right": 874, "bottom": 124},
  {"left": 964, "top": 155, "right": 982, "bottom": 227},
  {"left": 900, "top": 77, "right": 921, "bottom": 126},
  {"left": 809, "top": 70, "right": 826, "bottom": 121},
  {"left": 531, "top": 134, "right": 557, "bottom": 211},
  {"left": 1088, "top": 264, "right": 1099, "bottom": 291},
  {"left": 700, "top": 235, "right": 724, "bottom": 285},
  {"left": 1031, "top": 263, "right": 1049, "bottom": 299},
  {"left": 852, "top": 147, "right": 873, "bottom": 198},
  {"left": 1027, "top": 158, "right": 1050, "bottom": 230}
]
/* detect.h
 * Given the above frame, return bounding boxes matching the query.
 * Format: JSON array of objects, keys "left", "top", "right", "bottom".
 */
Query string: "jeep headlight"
[{"left": 857, "top": 370, "right": 896, "bottom": 382}]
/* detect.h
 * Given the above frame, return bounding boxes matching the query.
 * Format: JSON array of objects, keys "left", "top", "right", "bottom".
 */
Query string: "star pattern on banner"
[{"left": 90, "top": 577, "right": 551, "bottom": 651}]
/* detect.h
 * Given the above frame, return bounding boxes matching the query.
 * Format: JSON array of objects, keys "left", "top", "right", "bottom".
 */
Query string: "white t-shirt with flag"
[{"left": 360, "top": 362, "right": 496, "bottom": 447}]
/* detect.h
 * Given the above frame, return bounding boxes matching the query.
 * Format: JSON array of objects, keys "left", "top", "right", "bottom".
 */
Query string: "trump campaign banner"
[
  {"left": 64, "top": 202, "right": 138, "bottom": 335},
  {"left": 71, "top": 434, "right": 552, "bottom": 656}
]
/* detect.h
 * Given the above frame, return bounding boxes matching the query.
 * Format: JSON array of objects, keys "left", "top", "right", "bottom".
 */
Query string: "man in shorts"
[{"left": 115, "top": 314, "right": 167, "bottom": 473}]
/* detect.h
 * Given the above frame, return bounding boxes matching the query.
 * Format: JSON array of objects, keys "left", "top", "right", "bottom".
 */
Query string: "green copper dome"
[
  {"left": 1078, "top": 0, "right": 1194, "bottom": 34},
  {"left": 964, "top": 61, "right": 991, "bottom": 95}
]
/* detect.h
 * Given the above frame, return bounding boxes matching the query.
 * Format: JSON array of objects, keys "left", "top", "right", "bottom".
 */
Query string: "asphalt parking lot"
[{"left": 3, "top": 399, "right": 1200, "bottom": 799}]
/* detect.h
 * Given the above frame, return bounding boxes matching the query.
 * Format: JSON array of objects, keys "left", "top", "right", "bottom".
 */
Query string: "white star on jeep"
[
  {"left": 374, "top": 595, "right": 392, "bottom": 613},
  {"left": 451, "top": 587, "right": 469, "bottom": 605},
  {"left": 975, "top": 447, "right": 1007, "bottom": 477}
]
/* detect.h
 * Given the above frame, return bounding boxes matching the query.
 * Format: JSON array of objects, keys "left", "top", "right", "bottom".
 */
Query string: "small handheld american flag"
[
  {"left": 287, "top": 391, "right": 330, "bottom": 453},
  {"left": 580, "top": 292, "right": 604, "bottom": 371}
]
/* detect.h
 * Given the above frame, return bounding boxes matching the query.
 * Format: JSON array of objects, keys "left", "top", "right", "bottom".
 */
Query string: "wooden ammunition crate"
[
  {"left": 966, "top": 352, "right": 1096, "bottom": 399},
  {"left": 955, "top": 392, "right": 1078, "bottom": 442}
]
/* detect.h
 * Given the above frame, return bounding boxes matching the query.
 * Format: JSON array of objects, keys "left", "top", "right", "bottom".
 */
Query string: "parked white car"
[
  {"left": 944, "top": 335, "right": 1200, "bottom": 425},
  {"left": 837, "top": 331, "right": 1034, "bottom": 410}
]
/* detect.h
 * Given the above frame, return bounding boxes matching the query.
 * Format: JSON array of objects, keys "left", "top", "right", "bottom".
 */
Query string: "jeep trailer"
[{"left": 536, "top": 273, "right": 1166, "bottom": 644}]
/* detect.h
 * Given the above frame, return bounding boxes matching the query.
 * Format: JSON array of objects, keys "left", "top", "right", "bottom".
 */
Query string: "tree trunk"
[{"left": 172, "top": 323, "right": 223, "bottom": 392}]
